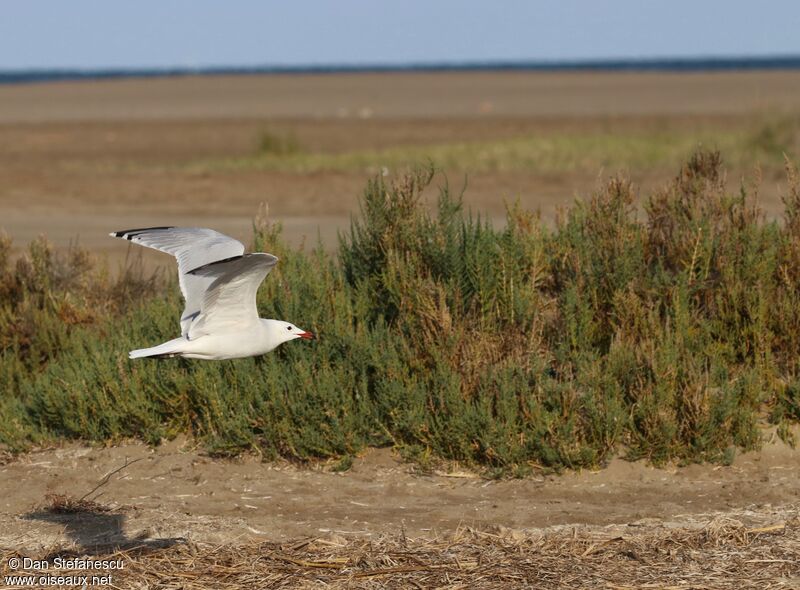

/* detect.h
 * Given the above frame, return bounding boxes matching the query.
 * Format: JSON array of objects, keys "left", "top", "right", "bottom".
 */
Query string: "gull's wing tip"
[
  {"left": 187, "top": 254, "right": 244, "bottom": 275},
  {"left": 186, "top": 252, "right": 279, "bottom": 276},
  {"left": 110, "top": 226, "right": 176, "bottom": 240},
  {"left": 256, "top": 252, "right": 280, "bottom": 267}
]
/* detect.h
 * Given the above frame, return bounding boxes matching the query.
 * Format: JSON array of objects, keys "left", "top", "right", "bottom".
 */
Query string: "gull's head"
[{"left": 273, "top": 321, "right": 315, "bottom": 344}]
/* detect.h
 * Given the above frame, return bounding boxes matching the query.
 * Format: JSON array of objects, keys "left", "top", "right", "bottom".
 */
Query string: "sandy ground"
[
  {"left": 3, "top": 71, "right": 800, "bottom": 122},
  {"left": 1, "top": 436, "right": 799, "bottom": 553}
]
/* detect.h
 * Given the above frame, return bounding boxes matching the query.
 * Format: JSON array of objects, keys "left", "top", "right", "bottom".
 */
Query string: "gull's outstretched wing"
[
  {"left": 110, "top": 227, "right": 245, "bottom": 335},
  {"left": 184, "top": 253, "right": 279, "bottom": 339}
]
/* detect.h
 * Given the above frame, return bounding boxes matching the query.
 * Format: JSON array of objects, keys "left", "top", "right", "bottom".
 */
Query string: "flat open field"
[
  {"left": 3, "top": 71, "right": 800, "bottom": 587},
  {"left": 2, "top": 71, "right": 800, "bottom": 263}
]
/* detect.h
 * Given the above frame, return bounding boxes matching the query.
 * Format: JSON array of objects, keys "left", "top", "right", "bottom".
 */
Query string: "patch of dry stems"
[{"left": 3, "top": 516, "right": 798, "bottom": 589}]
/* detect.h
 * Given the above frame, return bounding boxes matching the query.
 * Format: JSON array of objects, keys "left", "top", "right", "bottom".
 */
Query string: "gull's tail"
[{"left": 129, "top": 337, "right": 186, "bottom": 359}]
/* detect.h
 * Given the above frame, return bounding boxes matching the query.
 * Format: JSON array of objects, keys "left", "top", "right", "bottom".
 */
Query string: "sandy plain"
[{"left": 2, "top": 70, "right": 799, "bottom": 263}]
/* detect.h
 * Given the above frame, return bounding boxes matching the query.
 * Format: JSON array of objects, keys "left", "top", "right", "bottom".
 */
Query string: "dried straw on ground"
[{"left": 3, "top": 516, "right": 799, "bottom": 589}]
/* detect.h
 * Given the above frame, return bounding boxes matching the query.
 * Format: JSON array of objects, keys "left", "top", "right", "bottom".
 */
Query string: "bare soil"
[
  {"left": 1, "top": 436, "right": 799, "bottom": 552},
  {"left": 3, "top": 71, "right": 800, "bottom": 122}
]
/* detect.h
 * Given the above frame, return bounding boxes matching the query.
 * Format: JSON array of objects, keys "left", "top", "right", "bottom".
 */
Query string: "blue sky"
[{"left": 3, "top": 1, "right": 800, "bottom": 70}]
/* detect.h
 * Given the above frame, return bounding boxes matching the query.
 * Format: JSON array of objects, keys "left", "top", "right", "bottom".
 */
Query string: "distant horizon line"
[{"left": 3, "top": 54, "right": 800, "bottom": 84}]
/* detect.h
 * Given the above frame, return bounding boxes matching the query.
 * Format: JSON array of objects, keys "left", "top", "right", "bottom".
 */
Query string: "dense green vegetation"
[{"left": 2, "top": 150, "right": 800, "bottom": 473}]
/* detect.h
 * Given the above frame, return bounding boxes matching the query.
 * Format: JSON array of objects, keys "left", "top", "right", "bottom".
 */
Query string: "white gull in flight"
[{"left": 110, "top": 226, "right": 314, "bottom": 360}]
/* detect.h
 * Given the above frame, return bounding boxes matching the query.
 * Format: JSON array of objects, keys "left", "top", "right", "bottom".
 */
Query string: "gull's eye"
[{"left": 287, "top": 326, "right": 292, "bottom": 331}]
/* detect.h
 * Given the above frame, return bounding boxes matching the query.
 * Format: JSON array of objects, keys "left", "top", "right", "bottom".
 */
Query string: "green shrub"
[
  {"left": 256, "top": 129, "right": 303, "bottom": 156},
  {"left": 1, "top": 150, "right": 799, "bottom": 473}
]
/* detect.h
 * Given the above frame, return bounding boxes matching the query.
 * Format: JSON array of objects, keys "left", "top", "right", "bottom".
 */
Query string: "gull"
[{"left": 110, "top": 227, "right": 314, "bottom": 360}]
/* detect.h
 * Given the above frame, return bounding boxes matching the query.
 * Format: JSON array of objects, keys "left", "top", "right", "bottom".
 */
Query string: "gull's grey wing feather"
[
  {"left": 110, "top": 227, "right": 245, "bottom": 335},
  {"left": 185, "top": 253, "right": 279, "bottom": 338}
]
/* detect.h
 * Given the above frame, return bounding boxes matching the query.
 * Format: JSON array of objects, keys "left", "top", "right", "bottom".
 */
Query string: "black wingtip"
[
  {"left": 110, "top": 226, "right": 175, "bottom": 240},
  {"left": 187, "top": 254, "right": 245, "bottom": 275}
]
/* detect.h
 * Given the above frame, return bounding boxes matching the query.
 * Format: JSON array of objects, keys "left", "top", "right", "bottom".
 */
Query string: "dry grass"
[
  {"left": 4, "top": 517, "right": 798, "bottom": 589},
  {"left": 36, "top": 493, "right": 113, "bottom": 515}
]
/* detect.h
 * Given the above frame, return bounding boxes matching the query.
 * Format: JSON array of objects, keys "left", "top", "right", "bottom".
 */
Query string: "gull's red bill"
[{"left": 299, "top": 331, "right": 315, "bottom": 340}]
